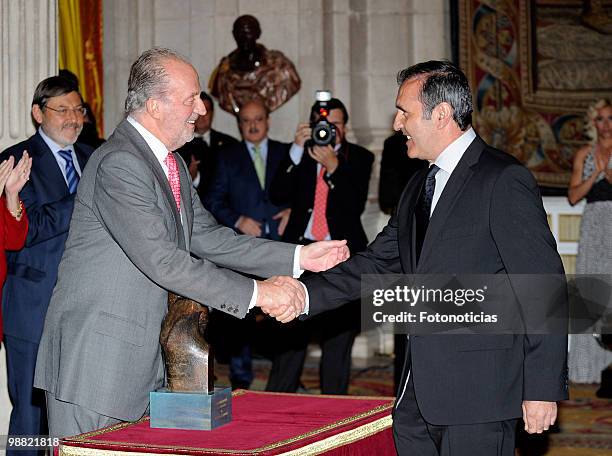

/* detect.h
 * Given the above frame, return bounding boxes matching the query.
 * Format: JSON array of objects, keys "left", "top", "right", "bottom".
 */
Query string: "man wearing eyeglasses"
[{"left": 1, "top": 75, "right": 94, "bottom": 454}]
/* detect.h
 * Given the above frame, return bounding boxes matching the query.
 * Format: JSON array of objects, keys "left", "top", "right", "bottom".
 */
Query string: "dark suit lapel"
[
  {"left": 264, "top": 140, "right": 283, "bottom": 192},
  {"left": 398, "top": 167, "right": 429, "bottom": 273},
  {"left": 417, "top": 136, "right": 485, "bottom": 269},
  {"left": 209, "top": 130, "right": 223, "bottom": 149},
  {"left": 303, "top": 151, "right": 318, "bottom": 202},
  {"left": 117, "top": 120, "right": 186, "bottom": 249},
  {"left": 30, "top": 132, "right": 70, "bottom": 197}
]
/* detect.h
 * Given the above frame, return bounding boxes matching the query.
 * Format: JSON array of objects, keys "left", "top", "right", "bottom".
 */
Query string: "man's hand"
[
  {"left": 522, "top": 401, "right": 557, "bottom": 434},
  {"left": 188, "top": 154, "right": 200, "bottom": 180},
  {"left": 273, "top": 208, "right": 291, "bottom": 236},
  {"left": 236, "top": 215, "right": 262, "bottom": 237},
  {"left": 308, "top": 145, "right": 339, "bottom": 174},
  {"left": 300, "top": 240, "right": 349, "bottom": 272},
  {"left": 294, "top": 123, "right": 311, "bottom": 147},
  {"left": 256, "top": 276, "right": 305, "bottom": 323}
]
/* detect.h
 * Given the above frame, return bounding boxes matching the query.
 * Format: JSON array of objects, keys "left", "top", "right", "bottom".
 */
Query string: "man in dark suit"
[
  {"left": 175, "top": 91, "right": 238, "bottom": 198},
  {"left": 2, "top": 76, "right": 94, "bottom": 454},
  {"left": 205, "top": 99, "right": 290, "bottom": 389},
  {"left": 301, "top": 61, "right": 568, "bottom": 455},
  {"left": 266, "top": 98, "right": 374, "bottom": 394}
]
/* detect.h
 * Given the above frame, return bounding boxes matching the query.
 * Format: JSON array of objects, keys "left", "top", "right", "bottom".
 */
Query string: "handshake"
[
  {"left": 256, "top": 276, "right": 307, "bottom": 323},
  {"left": 255, "top": 240, "right": 350, "bottom": 323}
]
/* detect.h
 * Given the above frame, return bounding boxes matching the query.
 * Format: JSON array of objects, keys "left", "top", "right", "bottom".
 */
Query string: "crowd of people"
[{"left": 0, "top": 20, "right": 605, "bottom": 455}]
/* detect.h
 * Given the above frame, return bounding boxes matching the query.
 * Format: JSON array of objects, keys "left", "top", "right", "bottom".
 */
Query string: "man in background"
[
  {"left": 176, "top": 91, "right": 238, "bottom": 198},
  {"left": 266, "top": 97, "right": 373, "bottom": 395},
  {"left": 2, "top": 76, "right": 94, "bottom": 455},
  {"left": 205, "top": 98, "right": 290, "bottom": 389}
]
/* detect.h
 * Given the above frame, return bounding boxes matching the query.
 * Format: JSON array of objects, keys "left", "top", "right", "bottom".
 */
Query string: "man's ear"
[
  {"left": 146, "top": 98, "right": 162, "bottom": 119},
  {"left": 31, "top": 104, "right": 44, "bottom": 125},
  {"left": 434, "top": 102, "right": 453, "bottom": 129}
]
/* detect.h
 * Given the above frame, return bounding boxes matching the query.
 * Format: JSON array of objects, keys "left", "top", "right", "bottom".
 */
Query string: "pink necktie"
[
  {"left": 311, "top": 167, "right": 329, "bottom": 240},
  {"left": 164, "top": 152, "right": 181, "bottom": 212}
]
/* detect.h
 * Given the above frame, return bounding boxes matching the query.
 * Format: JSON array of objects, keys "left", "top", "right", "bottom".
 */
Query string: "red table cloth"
[{"left": 58, "top": 390, "right": 395, "bottom": 455}]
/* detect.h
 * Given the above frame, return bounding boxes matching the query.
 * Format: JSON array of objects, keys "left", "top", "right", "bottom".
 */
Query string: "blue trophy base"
[{"left": 149, "top": 387, "right": 232, "bottom": 430}]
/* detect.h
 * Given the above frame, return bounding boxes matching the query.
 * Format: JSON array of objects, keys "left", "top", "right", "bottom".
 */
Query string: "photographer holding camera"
[{"left": 266, "top": 95, "right": 373, "bottom": 394}]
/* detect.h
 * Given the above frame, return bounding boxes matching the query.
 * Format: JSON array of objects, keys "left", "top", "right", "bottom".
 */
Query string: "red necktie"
[
  {"left": 311, "top": 166, "right": 329, "bottom": 240},
  {"left": 164, "top": 152, "right": 181, "bottom": 212}
]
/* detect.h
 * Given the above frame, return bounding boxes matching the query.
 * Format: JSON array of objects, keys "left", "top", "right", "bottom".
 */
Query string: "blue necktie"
[
  {"left": 422, "top": 164, "right": 440, "bottom": 218},
  {"left": 58, "top": 149, "right": 79, "bottom": 194}
]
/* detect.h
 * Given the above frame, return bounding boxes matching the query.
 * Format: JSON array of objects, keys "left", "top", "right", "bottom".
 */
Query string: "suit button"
[
  {"left": 307, "top": 208, "right": 313, "bottom": 213},
  {"left": 299, "top": 236, "right": 304, "bottom": 241}
]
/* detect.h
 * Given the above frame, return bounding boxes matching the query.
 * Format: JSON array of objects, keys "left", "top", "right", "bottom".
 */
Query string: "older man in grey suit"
[{"left": 33, "top": 48, "right": 348, "bottom": 438}]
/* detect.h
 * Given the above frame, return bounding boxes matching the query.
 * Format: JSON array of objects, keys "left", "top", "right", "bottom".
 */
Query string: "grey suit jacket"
[{"left": 34, "top": 119, "right": 295, "bottom": 421}]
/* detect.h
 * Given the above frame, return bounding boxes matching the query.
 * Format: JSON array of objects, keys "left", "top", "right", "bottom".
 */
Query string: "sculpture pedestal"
[{"left": 150, "top": 387, "right": 232, "bottom": 430}]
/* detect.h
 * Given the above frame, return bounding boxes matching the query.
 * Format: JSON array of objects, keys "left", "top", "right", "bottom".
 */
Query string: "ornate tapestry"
[{"left": 458, "top": 0, "right": 612, "bottom": 189}]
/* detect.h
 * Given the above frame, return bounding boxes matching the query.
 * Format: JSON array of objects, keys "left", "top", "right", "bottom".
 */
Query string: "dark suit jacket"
[
  {"left": 270, "top": 142, "right": 374, "bottom": 253},
  {"left": 303, "top": 135, "right": 568, "bottom": 425},
  {"left": 176, "top": 129, "right": 239, "bottom": 198},
  {"left": 1, "top": 131, "right": 93, "bottom": 344},
  {"left": 204, "top": 139, "right": 288, "bottom": 240}
]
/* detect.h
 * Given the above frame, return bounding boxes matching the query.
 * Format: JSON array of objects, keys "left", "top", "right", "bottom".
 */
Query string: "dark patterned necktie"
[
  {"left": 58, "top": 149, "right": 79, "bottom": 194},
  {"left": 415, "top": 164, "right": 440, "bottom": 264}
]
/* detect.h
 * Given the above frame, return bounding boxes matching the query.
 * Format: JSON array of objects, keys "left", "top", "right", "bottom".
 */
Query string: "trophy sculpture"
[{"left": 150, "top": 293, "right": 232, "bottom": 430}]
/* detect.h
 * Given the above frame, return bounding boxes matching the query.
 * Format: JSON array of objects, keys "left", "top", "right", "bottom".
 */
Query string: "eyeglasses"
[{"left": 44, "top": 105, "right": 87, "bottom": 117}]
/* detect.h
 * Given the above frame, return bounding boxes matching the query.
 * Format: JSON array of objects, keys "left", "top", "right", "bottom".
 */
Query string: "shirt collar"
[
  {"left": 38, "top": 127, "right": 75, "bottom": 154},
  {"left": 433, "top": 127, "right": 476, "bottom": 175},
  {"left": 194, "top": 130, "right": 211, "bottom": 144},
  {"left": 246, "top": 138, "right": 268, "bottom": 153},
  {"left": 127, "top": 115, "right": 170, "bottom": 163}
]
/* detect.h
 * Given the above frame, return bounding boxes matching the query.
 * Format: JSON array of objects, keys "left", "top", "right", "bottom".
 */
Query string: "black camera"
[{"left": 310, "top": 90, "right": 336, "bottom": 147}]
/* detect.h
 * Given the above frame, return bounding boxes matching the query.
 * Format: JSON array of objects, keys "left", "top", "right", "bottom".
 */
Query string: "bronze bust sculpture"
[
  {"left": 209, "top": 14, "right": 301, "bottom": 113},
  {"left": 159, "top": 293, "right": 214, "bottom": 393}
]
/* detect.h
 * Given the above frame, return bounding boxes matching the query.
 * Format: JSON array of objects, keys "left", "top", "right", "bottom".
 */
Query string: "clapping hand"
[
  {"left": 257, "top": 276, "right": 305, "bottom": 323},
  {"left": 0, "top": 156, "right": 15, "bottom": 196},
  {"left": 5, "top": 151, "right": 32, "bottom": 197},
  {"left": 300, "top": 239, "right": 350, "bottom": 272}
]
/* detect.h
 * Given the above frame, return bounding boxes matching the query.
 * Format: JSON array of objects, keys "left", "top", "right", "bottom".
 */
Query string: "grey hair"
[{"left": 124, "top": 47, "right": 191, "bottom": 114}]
